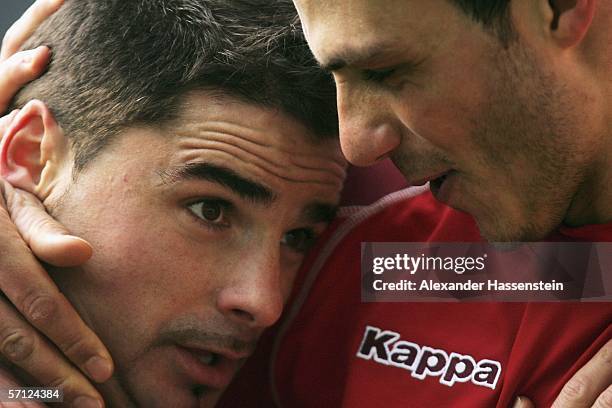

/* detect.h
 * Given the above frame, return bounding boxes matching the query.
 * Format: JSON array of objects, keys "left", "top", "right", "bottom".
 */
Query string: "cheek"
[
  {"left": 397, "top": 45, "right": 495, "bottom": 155},
  {"left": 55, "top": 196, "right": 220, "bottom": 350},
  {"left": 83, "top": 204, "right": 215, "bottom": 309},
  {"left": 65, "top": 215, "right": 180, "bottom": 339},
  {"left": 395, "top": 95, "right": 481, "bottom": 157}
]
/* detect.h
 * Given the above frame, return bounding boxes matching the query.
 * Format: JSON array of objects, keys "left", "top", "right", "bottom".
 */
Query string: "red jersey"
[{"left": 220, "top": 187, "right": 612, "bottom": 408}]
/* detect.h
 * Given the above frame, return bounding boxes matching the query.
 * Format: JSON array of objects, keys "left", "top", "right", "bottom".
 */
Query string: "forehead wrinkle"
[
  {"left": 178, "top": 116, "right": 343, "bottom": 164},
  {"left": 173, "top": 127, "right": 346, "bottom": 187},
  {"left": 187, "top": 120, "right": 343, "bottom": 166},
  {"left": 177, "top": 144, "right": 343, "bottom": 188},
  {"left": 192, "top": 120, "right": 269, "bottom": 147},
  {"left": 178, "top": 131, "right": 286, "bottom": 172},
  {"left": 288, "top": 154, "right": 347, "bottom": 181}
]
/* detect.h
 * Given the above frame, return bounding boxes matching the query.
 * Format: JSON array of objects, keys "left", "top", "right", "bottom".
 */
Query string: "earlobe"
[
  {"left": 0, "top": 100, "right": 66, "bottom": 195},
  {"left": 548, "top": 0, "right": 596, "bottom": 48}
]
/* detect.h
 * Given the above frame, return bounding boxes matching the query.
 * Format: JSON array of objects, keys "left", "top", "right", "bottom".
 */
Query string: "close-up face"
[
  {"left": 45, "top": 92, "right": 346, "bottom": 407},
  {"left": 294, "top": 0, "right": 606, "bottom": 241}
]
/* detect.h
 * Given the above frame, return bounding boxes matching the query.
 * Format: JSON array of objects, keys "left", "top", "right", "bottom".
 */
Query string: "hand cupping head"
[{"left": 0, "top": 1, "right": 346, "bottom": 407}]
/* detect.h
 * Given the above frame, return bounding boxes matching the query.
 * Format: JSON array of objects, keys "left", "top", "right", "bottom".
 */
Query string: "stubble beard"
[{"left": 470, "top": 40, "right": 591, "bottom": 242}]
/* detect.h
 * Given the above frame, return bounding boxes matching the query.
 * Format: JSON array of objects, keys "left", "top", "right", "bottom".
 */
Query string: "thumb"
[
  {"left": 513, "top": 396, "right": 535, "bottom": 408},
  {"left": 0, "top": 180, "right": 92, "bottom": 267}
]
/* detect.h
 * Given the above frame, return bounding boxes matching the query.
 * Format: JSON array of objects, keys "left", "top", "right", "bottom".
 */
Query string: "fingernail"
[
  {"left": 72, "top": 396, "right": 103, "bottom": 408},
  {"left": 512, "top": 396, "right": 523, "bottom": 408},
  {"left": 84, "top": 356, "right": 113, "bottom": 382},
  {"left": 68, "top": 235, "right": 93, "bottom": 250}
]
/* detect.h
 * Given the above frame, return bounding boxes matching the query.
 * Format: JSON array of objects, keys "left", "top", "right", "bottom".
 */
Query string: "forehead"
[
  {"left": 162, "top": 92, "right": 346, "bottom": 191},
  {"left": 294, "top": 0, "right": 467, "bottom": 65}
]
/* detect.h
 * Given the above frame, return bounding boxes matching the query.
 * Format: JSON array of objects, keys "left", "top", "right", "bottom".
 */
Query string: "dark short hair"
[
  {"left": 13, "top": 0, "right": 338, "bottom": 172},
  {"left": 449, "top": 0, "right": 514, "bottom": 42}
]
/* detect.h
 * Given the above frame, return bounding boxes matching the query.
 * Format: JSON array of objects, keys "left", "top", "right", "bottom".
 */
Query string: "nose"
[
  {"left": 337, "top": 83, "right": 401, "bottom": 166},
  {"left": 216, "top": 246, "right": 284, "bottom": 329}
]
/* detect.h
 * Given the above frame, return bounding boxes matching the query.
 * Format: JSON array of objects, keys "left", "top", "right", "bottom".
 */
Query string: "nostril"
[{"left": 231, "top": 308, "right": 255, "bottom": 323}]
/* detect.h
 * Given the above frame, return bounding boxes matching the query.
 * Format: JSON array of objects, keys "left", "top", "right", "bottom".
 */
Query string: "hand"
[
  {"left": 0, "top": 365, "right": 45, "bottom": 408},
  {"left": 1, "top": 1, "right": 112, "bottom": 407},
  {"left": 0, "top": 0, "right": 61, "bottom": 113},
  {"left": 514, "top": 338, "right": 612, "bottom": 407}
]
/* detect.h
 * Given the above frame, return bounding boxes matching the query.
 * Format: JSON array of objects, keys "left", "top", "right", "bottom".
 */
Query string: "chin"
[
  {"left": 471, "top": 195, "right": 567, "bottom": 243},
  {"left": 477, "top": 216, "right": 554, "bottom": 243},
  {"left": 102, "top": 377, "right": 223, "bottom": 408},
  {"left": 100, "top": 353, "right": 226, "bottom": 408},
  {"left": 138, "top": 387, "right": 222, "bottom": 408}
]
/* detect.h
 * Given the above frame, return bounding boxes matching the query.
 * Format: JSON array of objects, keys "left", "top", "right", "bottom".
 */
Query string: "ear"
[
  {"left": 547, "top": 0, "right": 596, "bottom": 48},
  {"left": 0, "top": 100, "right": 68, "bottom": 197}
]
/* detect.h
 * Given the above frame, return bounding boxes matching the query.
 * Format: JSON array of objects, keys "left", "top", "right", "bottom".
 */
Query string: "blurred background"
[{"left": 1, "top": 0, "right": 31, "bottom": 38}]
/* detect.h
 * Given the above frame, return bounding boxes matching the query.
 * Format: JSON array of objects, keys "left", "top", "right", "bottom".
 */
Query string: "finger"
[
  {"left": 0, "top": 401, "right": 45, "bottom": 408},
  {"left": 0, "top": 110, "right": 20, "bottom": 140},
  {"left": 512, "top": 396, "right": 535, "bottom": 408},
  {"left": 552, "top": 338, "right": 612, "bottom": 408},
  {"left": 0, "top": 184, "right": 113, "bottom": 384},
  {"left": 0, "top": 47, "right": 51, "bottom": 114},
  {"left": 1, "top": 181, "right": 93, "bottom": 267},
  {"left": 0, "top": 368, "right": 42, "bottom": 408},
  {"left": 0, "top": 298, "right": 104, "bottom": 407},
  {"left": 592, "top": 384, "right": 612, "bottom": 408},
  {"left": 1, "top": 0, "right": 64, "bottom": 61}
]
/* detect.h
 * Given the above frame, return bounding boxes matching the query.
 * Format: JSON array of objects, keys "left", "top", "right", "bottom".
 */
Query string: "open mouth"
[
  {"left": 193, "top": 350, "right": 219, "bottom": 366},
  {"left": 429, "top": 170, "right": 455, "bottom": 201},
  {"left": 175, "top": 346, "right": 240, "bottom": 390},
  {"left": 429, "top": 172, "right": 449, "bottom": 194}
]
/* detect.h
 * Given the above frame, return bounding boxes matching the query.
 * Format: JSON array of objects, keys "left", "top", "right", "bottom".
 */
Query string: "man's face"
[
  {"left": 47, "top": 93, "right": 345, "bottom": 407},
  {"left": 294, "top": 0, "right": 604, "bottom": 241}
]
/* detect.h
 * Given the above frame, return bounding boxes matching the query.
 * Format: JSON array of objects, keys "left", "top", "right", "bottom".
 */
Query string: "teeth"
[{"left": 198, "top": 352, "right": 215, "bottom": 366}]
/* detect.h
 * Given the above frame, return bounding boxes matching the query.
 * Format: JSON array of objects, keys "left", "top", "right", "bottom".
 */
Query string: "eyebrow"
[
  {"left": 321, "top": 58, "right": 348, "bottom": 73},
  {"left": 320, "top": 45, "right": 422, "bottom": 74},
  {"left": 158, "top": 162, "right": 276, "bottom": 205},
  {"left": 319, "top": 45, "right": 389, "bottom": 72}
]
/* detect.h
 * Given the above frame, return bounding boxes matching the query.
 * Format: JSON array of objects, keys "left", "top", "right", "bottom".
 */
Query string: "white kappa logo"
[{"left": 356, "top": 325, "right": 502, "bottom": 390}]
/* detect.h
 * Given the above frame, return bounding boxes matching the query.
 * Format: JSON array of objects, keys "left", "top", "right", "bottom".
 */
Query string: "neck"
[{"left": 564, "top": 133, "right": 612, "bottom": 227}]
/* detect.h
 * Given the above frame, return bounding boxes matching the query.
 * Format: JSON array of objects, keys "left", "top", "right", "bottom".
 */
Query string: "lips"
[
  {"left": 174, "top": 345, "right": 246, "bottom": 390},
  {"left": 408, "top": 170, "right": 451, "bottom": 187},
  {"left": 195, "top": 350, "right": 216, "bottom": 366},
  {"left": 429, "top": 170, "right": 456, "bottom": 203},
  {"left": 429, "top": 173, "right": 448, "bottom": 192}
]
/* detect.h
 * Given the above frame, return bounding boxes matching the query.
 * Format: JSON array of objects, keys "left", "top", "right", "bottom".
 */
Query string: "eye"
[
  {"left": 362, "top": 67, "right": 396, "bottom": 83},
  {"left": 187, "top": 199, "right": 229, "bottom": 228},
  {"left": 281, "top": 228, "right": 318, "bottom": 253}
]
